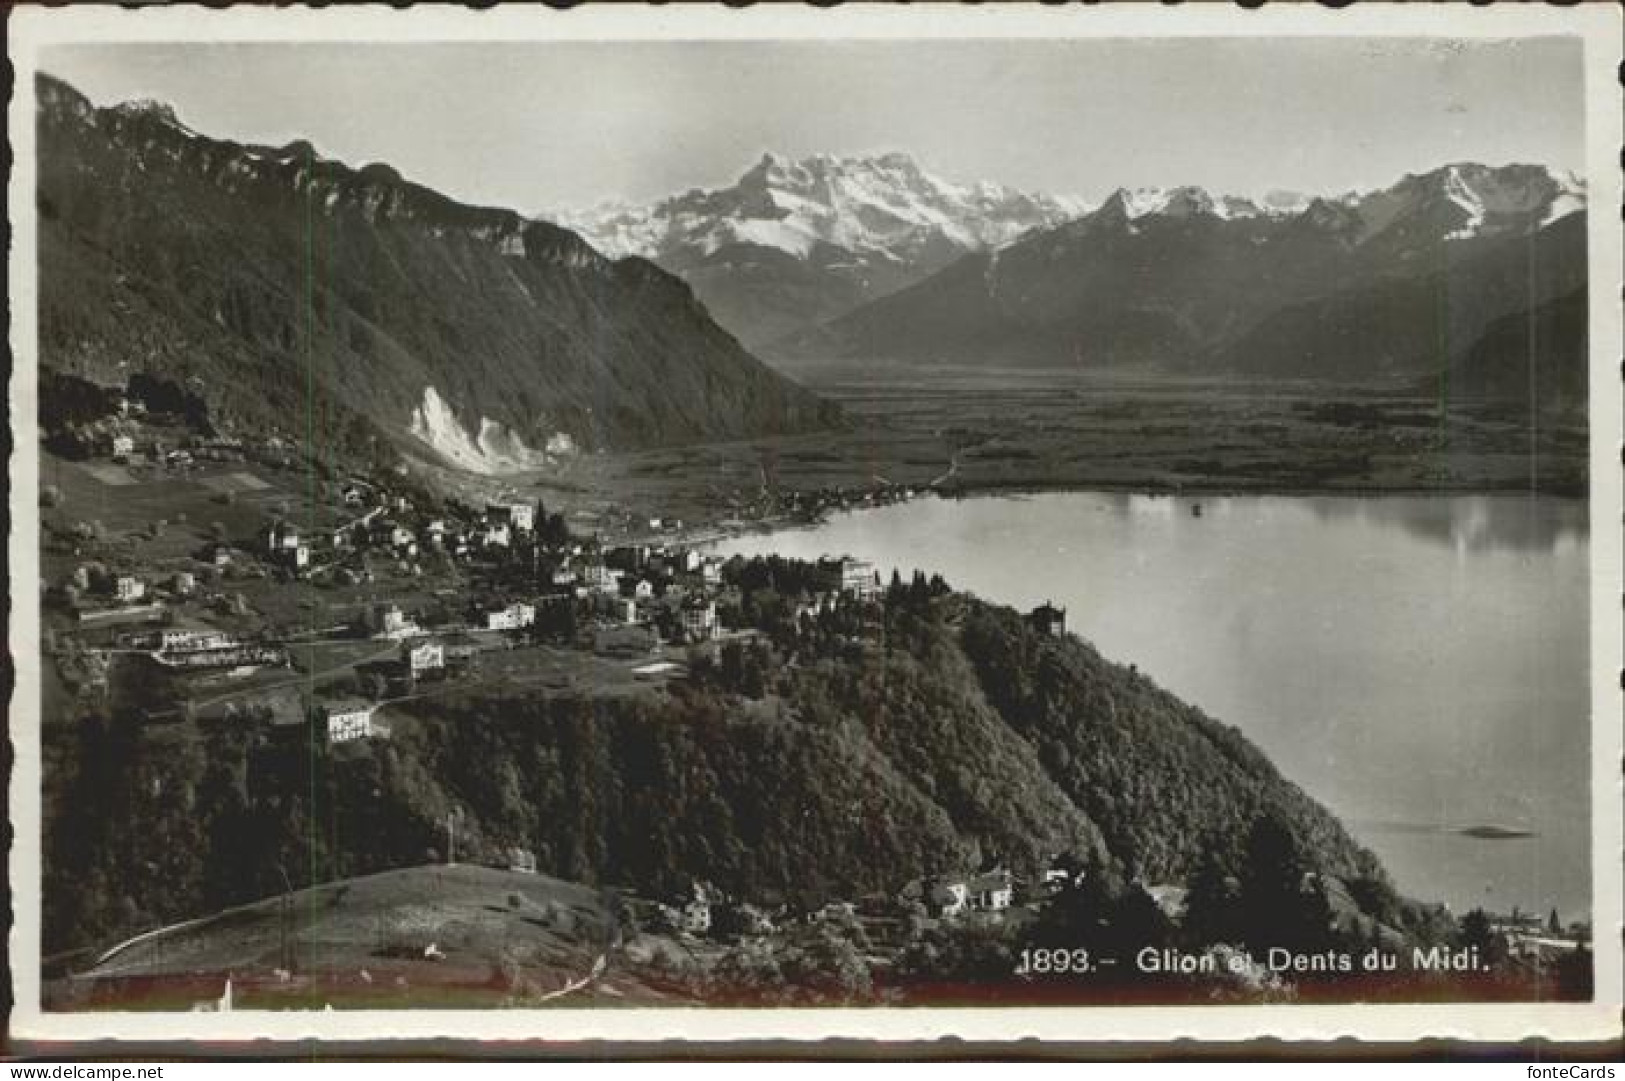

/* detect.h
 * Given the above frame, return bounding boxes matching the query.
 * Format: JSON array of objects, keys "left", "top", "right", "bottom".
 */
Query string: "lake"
[{"left": 710, "top": 492, "right": 1592, "bottom": 922}]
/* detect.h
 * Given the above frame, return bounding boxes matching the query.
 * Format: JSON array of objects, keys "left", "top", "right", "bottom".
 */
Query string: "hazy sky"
[{"left": 41, "top": 37, "right": 1584, "bottom": 212}]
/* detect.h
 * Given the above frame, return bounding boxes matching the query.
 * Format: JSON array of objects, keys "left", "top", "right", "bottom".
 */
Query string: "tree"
[
  {"left": 1547, "top": 907, "right": 1562, "bottom": 935},
  {"left": 896, "top": 915, "right": 1015, "bottom": 984},
  {"left": 780, "top": 927, "right": 873, "bottom": 1004},
  {"left": 1237, "top": 812, "right": 1334, "bottom": 953},
  {"left": 1026, "top": 848, "right": 1125, "bottom": 955},
  {"left": 1182, "top": 844, "right": 1242, "bottom": 947},
  {"left": 1457, "top": 907, "right": 1507, "bottom": 967}
]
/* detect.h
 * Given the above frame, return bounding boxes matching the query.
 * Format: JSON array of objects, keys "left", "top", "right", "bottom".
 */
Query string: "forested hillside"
[{"left": 46, "top": 560, "right": 1400, "bottom": 957}]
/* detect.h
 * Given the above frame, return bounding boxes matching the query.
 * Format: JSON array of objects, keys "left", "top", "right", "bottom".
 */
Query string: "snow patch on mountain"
[
  {"left": 1441, "top": 166, "right": 1487, "bottom": 240},
  {"left": 408, "top": 386, "right": 571, "bottom": 475},
  {"left": 1542, "top": 171, "right": 1587, "bottom": 227}
]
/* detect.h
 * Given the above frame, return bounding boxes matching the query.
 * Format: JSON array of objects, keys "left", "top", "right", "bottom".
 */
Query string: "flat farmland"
[{"left": 513, "top": 371, "right": 1587, "bottom": 536}]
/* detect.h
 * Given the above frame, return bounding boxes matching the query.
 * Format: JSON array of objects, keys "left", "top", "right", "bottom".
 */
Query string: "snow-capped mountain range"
[
  {"left": 556, "top": 151, "right": 1085, "bottom": 265},
  {"left": 1088, "top": 163, "right": 1584, "bottom": 236},
  {"left": 555, "top": 155, "right": 1585, "bottom": 350},
  {"left": 796, "top": 160, "right": 1588, "bottom": 385},
  {"left": 551, "top": 152, "right": 1086, "bottom": 347}
]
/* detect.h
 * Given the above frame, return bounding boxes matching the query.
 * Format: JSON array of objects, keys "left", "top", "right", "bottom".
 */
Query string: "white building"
[
  {"left": 110, "top": 433, "right": 135, "bottom": 461},
  {"left": 405, "top": 640, "right": 444, "bottom": 676},
  {"left": 158, "top": 627, "right": 233, "bottom": 652},
  {"left": 489, "top": 503, "right": 535, "bottom": 533},
  {"left": 581, "top": 563, "right": 620, "bottom": 594},
  {"left": 968, "top": 871, "right": 1014, "bottom": 912},
  {"left": 484, "top": 602, "right": 536, "bottom": 632},
  {"left": 265, "top": 521, "right": 301, "bottom": 555},
  {"left": 324, "top": 701, "right": 380, "bottom": 744},
  {"left": 819, "top": 557, "right": 878, "bottom": 601},
  {"left": 680, "top": 598, "right": 718, "bottom": 641},
  {"left": 114, "top": 576, "right": 146, "bottom": 603},
  {"left": 376, "top": 604, "right": 408, "bottom": 637}
]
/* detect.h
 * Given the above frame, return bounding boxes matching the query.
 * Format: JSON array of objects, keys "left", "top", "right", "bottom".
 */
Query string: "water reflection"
[{"left": 1304, "top": 493, "right": 1588, "bottom": 554}]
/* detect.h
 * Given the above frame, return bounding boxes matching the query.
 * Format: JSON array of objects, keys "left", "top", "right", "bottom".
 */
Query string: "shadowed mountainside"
[{"left": 36, "top": 73, "right": 840, "bottom": 475}]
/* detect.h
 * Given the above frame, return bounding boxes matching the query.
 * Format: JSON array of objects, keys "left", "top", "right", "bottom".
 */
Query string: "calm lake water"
[{"left": 710, "top": 492, "right": 1592, "bottom": 921}]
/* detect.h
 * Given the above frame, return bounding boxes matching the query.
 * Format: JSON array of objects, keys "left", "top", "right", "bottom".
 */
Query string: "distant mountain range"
[
  {"left": 553, "top": 152, "right": 1084, "bottom": 348},
  {"left": 781, "top": 162, "right": 1587, "bottom": 406},
  {"left": 35, "top": 74, "right": 838, "bottom": 476}
]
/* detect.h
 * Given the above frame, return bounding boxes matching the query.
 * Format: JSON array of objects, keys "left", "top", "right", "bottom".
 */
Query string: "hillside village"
[
  {"left": 43, "top": 376, "right": 902, "bottom": 732},
  {"left": 38, "top": 373, "right": 1595, "bottom": 1006}
]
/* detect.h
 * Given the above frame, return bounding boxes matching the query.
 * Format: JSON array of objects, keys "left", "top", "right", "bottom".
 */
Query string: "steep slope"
[
  {"left": 36, "top": 73, "right": 838, "bottom": 474},
  {"left": 795, "top": 163, "right": 1587, "bottom": 385},
  {"left": 957, "top": 603, "right": 1384, "bottom": 885},
  {"left": 556, "top": 152, "right": 1082, "bottom": 347},
  {"left": 1432, "top": 288, "right": 1588, "bottom": 408},
  {"left": 1210, "top": 211, "right": 1587, "bottom": 380}
]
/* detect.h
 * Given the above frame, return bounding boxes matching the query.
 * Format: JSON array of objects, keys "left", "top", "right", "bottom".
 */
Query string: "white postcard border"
[{"left": 7, "top": 1, "right": 1622, "bottom": 1046}]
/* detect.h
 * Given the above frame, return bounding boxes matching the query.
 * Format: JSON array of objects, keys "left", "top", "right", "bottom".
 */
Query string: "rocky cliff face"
[{"left": 36, "top": 74, "right": 840, "bottom": 474}]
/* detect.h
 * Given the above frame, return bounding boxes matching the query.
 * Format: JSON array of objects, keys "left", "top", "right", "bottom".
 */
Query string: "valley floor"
[{"left": 500, "top": 372, "right": 1587, "bottom": 544}]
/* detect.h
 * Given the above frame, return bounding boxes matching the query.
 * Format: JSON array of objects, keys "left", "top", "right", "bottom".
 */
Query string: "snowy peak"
[
  {"left": 1084, "top": 164, "right": 1582, "bottom": 246},
  {"left": 111, "top": 98, "right": 183, "bottom": 126},
  {"left": 1354, "top": 162, "right": 1583, "bottom": 244},
  {"left": 554, "top": 152, "right": 1083, "bottom": 265},
  {"left": 1100, "top": 185, "right": 1262, "bottom": 223},
  {"left": 1261, "top": 189, "right": 1315, "bottom": 215}
]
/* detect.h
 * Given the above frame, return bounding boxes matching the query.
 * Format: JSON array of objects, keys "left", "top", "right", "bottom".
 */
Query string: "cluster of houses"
[
  {"left": 68, "top": 566, "right": 197, "bottom": 627},
  {"left": 736, "top": 481, "right": 925, "bottom": 528},
  {"left": 648, "top": 859, "right": 1117, "bottom": 946},
  {"left": 76, "top": 399, "right": 247, "bottom": 470},
  {"left": 256, "top": 495, "right": 561, "bottom": 585},
  {"left": 1485, "top": 910, "right": 1592, "bottom": 961}
]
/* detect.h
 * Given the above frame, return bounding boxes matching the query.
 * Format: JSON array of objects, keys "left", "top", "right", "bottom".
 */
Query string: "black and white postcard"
[{"left": 7, "top": 3, "right": 1621, "bottom": 1047}]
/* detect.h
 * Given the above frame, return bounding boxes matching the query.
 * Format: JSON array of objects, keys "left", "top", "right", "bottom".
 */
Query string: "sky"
[{"left": 40, "top": 37, "right": 1585, "bottom": 213}]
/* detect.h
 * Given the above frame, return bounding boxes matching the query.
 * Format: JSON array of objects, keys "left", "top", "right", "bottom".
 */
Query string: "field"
[
  {"left": 45, "top": 864, "right": 680, "bottom": 1009},
  {"left": 505, "top": 370, "right": 1589, "bottom": 539}
]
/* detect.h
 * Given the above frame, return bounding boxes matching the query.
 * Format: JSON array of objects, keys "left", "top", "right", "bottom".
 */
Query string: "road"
[{"left": 191, "top": 639, "right": 401, "bottom": 710}]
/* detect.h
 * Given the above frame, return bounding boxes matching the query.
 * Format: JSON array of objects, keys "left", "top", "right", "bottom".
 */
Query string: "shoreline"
[{"left": 669, "top": 476, "right": 1589, "bottom": 550}]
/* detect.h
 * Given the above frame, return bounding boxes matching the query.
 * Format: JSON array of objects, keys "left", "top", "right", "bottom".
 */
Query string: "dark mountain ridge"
[
  {"left": 36, "top": 73, "right": 839, "bottom": 474},
  {"left": 786, "top": 163, "right": 1587, "bottom": 406}
]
